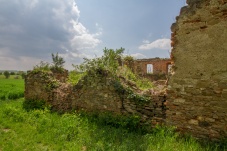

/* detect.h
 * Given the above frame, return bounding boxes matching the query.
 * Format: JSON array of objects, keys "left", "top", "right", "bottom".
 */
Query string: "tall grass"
[
  {"left": 0, "top": 77, "right": 24, "bottom": 100},
  {"left": 0, "top": 99, "right": 225, "bottom": 151}
]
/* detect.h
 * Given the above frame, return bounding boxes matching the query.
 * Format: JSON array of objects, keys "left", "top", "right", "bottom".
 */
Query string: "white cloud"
[
  {"left": 139, "top": 38, "right": 171, "bottom": 50},
  {"left": 0, "top": 0, "right": 102, "bottom": 70},
  {"left": 142, "top": 40, "right": 150, "bottom": 44},
  {"left": 130, "top": 53, "right": 146, "bottom": 59}
]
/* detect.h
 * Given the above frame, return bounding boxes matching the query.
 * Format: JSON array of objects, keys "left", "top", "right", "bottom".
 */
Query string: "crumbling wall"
[
  {"left": 124, "top": 58, "right": 171, "bottom": 81},
  {"left": 167, "top": 0, "right": 227, "bottom": 139},
  {"left": 133, "top": 58, "right": 171, "bottom": 75},
  {"left": 25, "top": 70, "right": 166, "bottom": 124}
]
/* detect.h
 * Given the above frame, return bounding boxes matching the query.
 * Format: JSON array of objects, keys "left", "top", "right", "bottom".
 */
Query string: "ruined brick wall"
[
  {"left": 133, "top": 58, "right": 171, "bottom": 75},
  {"left": 167, "top": 0, "right": 227, "bottom": 139},
  {"left": 25, "top": 70, "right": 166, "bottom": 124}
]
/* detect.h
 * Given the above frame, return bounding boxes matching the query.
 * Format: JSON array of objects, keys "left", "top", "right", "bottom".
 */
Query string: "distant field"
[{"left": 0, "top": 78, "right": 24, "bottom": 100}]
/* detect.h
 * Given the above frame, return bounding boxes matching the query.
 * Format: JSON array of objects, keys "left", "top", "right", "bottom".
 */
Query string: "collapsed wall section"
[
  {"left": 25, "top": 70, "right": 166, "bottom": 125},
  {"left": 167, "top": 0, "right": 227, "bottom": 139}
]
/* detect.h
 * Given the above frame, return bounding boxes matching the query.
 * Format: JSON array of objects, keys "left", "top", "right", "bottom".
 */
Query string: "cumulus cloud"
[
  {"left": 139, "top": 38, "right": 171, "bottom": 50},
  {"left": 130, "top": 53, "right": 146, "bottom": 59},
  {"left": 0, "top": 0, "right": 101, "bottom": 70}
]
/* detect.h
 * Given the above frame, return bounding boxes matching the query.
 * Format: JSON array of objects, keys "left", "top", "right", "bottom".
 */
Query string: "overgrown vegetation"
[
  {"left": 33, "top": 61, "right": 51, "bottom": 73},
  {"left": 117, "top": 65, "right": 153, "bottom": 90},
  {"left": 67, "top": 70, "right": 85, "bottom": 85},
  {"left": 23, "top": 99, "right": 47, "bottom": 111},
  {"left": 0, "top": 99, "right": 226, "bottom": 151},
  {"left": 69, "top": 48, "right": 153, "bottom": 104},
  {"left": 74, "top": 47, "right": 124, "bottom": 74},
  {"left": 32, "top": 52, "right": 65, "bottom": 73},
  {"left": 51, "top": 52, "right": 65, "bottom": 72}
]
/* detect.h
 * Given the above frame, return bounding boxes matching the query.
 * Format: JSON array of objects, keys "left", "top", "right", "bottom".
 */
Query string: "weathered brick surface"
[
  {"left": 167, "top": 0, "right": 227, "bottom": 139},
  {"left": 124, "top": 58, "right": 171, "bottom": 81},
  {"left": 133, "top": 58, "right": 171, "bottom": 75}
]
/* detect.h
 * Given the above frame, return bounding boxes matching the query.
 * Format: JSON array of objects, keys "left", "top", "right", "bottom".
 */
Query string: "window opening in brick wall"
[
  {"left": 168, "top": 64, "right": 172, "bottom": 74},
  {"left": 147, "top": 64, "right": 153, "bottom": 74}
]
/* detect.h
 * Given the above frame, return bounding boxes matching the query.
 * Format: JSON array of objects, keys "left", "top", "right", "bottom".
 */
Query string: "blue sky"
[{"left": 0, "top": 0, "right": 186, "bottom": 70}]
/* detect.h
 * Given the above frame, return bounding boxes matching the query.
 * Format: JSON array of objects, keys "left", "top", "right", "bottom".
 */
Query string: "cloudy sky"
[{"left": 0, "top": 0, "right": 186, "bottom": 71}]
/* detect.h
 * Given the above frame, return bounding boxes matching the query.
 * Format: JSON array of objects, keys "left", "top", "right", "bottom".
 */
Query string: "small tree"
[
  {"left": 10, "top": 72, "right": 15, "bottom": 75},
  {"left": 74, "top": 48, "right": 125, "bottom": 74},
  {"left": 51, "top": 53, "right": 65, "bottom": 71},
  {"left": 3, "top": 71, "right": 10, "bottom": 79}
]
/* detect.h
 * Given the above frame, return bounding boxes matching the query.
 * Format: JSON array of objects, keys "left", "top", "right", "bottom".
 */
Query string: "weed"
[{"left": 23, "top": 99, "right": 48, "bottom": 111}]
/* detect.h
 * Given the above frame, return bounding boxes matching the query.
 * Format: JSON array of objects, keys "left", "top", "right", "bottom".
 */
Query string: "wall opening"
[
  {"left": 147, "top": 64, "right": 153, "bottom": 74},
  {"left": 167, "top": 64, "right": 172, "bottom": 74}
]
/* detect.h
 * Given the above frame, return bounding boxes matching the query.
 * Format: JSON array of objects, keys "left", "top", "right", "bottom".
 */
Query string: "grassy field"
[
  {"left": 0, "top": 77, "right": 226, "bottom": 151},
  {"left": 0, "top": 76, "right": 24, "bottom": 100},
  {"left": 0, "top": 99, "right": 226, "bottom": 151}
]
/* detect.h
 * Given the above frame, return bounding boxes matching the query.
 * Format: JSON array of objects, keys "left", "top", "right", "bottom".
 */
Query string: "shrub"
[
  {"left": 79, "top": 111, "right": 146, "bottom": 133},
  {"left": 73, "top": 47, "right": 124, "bottom": 75},
  {"left": 33, "top": 61, "right": 51, "bottom": 73},
  {"left": 7, "top": 91, "right": 24, "bottom": 100},
  {"left": 50, "top": 53, "right": 65, "bottom": 72},
  {"left": 3, "top": 71, "right": 10, "bottom": 79},
  {"left": 23, "top": 99, "right": 48, "bottom": 111}
]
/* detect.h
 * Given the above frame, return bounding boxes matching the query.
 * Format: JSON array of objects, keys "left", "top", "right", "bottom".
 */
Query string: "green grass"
[
  {"left": 0, "top": 77, "right": 24, "bottom": 100},
  {"left": 0, "top": 99, "right": 225, "bottom": 151}
]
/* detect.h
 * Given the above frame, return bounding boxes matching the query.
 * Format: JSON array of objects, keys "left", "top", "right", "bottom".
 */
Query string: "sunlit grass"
[
  {"left": 0, "top": 99, "right": 225, "bottom": 151},
  {"left": 0, "top": 78, "right": 24, "bottom": 100}
]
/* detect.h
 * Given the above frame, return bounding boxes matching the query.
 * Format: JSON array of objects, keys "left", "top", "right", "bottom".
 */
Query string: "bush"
[
  {"left": 23, "top": 99, "right": 48, "bottom": 111},
  {"left": 3, "top": 71, "right": 10, "bottom": 79},
  {"left": 7, "top": 91, "right": 24, "bottom": 100},
  {"left": 79, "top": 111, "right": 147, "bottom": 133},
  {"left": 33, "top": 61, "right": 51, "bottom": 73},
  {"left": 73, "top": 48, "right": 124, "bottom": 75}
]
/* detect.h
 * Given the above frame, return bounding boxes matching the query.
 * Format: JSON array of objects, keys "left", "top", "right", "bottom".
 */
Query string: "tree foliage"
[
  {"left": 51, "top": 53, "right": 65, "bottom": 71},
  {"left": 32, "top": 53, "right": 65, "bottom": 73},
  {"left": 73, "top": 47, "right": 125, "bottom": 74},
  {"left": 33, "top": 61, "right": 51, "bottom": 72},
  {"left": 10, "top": 72, "right": 15, "bottom": 75},
  {"left": 3, "top": 71, "right": 10, "bottom": 79}
]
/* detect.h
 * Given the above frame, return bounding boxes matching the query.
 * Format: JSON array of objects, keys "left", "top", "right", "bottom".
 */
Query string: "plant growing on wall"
[
  {"left": 32, "top": 53, "right": 65, "bottom": 73},
  {"left": 51, "top": 53, "right": 65, "bottom": 71},
  {"left": 33, "top": 61, "right": 51, "bottom": 73}
]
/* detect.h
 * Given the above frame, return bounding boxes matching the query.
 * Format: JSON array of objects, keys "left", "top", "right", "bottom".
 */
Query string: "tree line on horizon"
[{"left": 0, "top": 71, "right": 26, "bottom": 79}]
